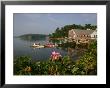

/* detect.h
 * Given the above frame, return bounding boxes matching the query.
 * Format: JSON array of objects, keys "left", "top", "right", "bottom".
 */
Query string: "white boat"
[
  {"left": 36, "top": 45, "right": 44, "bottom": 48},
  {"left": 32, "top": 43, "right": 40, "bottom": 47},
  {"left": 31, "top": 43, "right": 44, "bottom": 48}
]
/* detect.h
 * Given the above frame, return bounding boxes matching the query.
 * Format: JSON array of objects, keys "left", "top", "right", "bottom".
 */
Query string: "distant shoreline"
[{"left": 14, "top": 34, "right": 49, "bottom": 41}]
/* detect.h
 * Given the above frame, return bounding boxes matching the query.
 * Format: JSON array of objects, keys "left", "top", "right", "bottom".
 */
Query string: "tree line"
[{"left": 49, "top": 24, "right": 97, "bottom": 38}]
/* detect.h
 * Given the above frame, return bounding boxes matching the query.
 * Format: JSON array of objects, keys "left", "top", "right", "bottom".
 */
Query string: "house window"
[
  {"left": 94, "top": 35, "right": 96, "bottom": 38},
  {"left": 94, "top": 35, "right": 95, "bottom": 38}
]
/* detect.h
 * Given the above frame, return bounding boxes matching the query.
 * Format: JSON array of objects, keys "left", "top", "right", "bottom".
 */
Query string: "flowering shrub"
[
  {"left": 50, "top": 51, "right": 62, "bottom": 61},
  {"left": 14, "top": 41, "right": 97, "bottom": 75},
  {"left": 24, "top": 66, "right": 32, "bottom": 72}
]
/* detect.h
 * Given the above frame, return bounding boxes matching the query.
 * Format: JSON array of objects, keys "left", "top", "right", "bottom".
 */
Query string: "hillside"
[{"left": 18, "top": 34, "right": 48, "bottom": 41}]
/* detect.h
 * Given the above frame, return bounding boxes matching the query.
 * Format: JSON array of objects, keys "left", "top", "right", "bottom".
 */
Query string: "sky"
[{"left": 13, "top": 13, "right": 97, "bottom": 36}]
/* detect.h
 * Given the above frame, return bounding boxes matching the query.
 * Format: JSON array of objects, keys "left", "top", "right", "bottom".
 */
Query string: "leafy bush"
[{"left": 14, "top": 41, "right": 97, "bottom": 75}]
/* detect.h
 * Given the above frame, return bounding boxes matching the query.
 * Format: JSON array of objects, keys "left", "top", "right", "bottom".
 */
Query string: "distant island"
[{"left": 16, "top": 34, "right": 48, "bottom": 41}]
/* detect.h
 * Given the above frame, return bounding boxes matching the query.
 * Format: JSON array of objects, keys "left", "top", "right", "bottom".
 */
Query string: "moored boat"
[
  {"left": 32, "top": 43, "right": 40, "bottom": 47},
  {"left": 44, "top": 43, "right": 55, "bottom": 48},
  {"left": 31, "top": 43, "right": 44, "bottom": 48},
  {"left": 35, "top": 45, "right": 44, "bottom": 48}
]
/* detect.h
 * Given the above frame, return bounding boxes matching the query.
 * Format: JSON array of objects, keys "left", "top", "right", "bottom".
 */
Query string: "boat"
[
  {"left": 31, "top": 43, "right": 44, "bottom": 48},
  {"left": 32, "top": 43, "right": 40, "bottom": 47},
  {"left": 35, "top": 45, "right": 44, "bottom": 48},
  {"left": 44, "top": 43, "right": 55, "bottom": 48}
]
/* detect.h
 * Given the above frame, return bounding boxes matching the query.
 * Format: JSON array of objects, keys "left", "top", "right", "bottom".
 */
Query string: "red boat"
[{"left": 44, "top": 43, "right": 55, "bottom": 48}]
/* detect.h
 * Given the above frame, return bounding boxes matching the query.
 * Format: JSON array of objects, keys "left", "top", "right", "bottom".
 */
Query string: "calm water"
[{"left": 14, "top": 38, "right": 81, "bottom": 61}]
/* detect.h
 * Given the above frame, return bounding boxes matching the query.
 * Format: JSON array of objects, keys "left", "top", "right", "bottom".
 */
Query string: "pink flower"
[
  {"left": 52, "top": 51, "right": 56, "bottom": 55},
  {"left": 50, "top": 51, "right": 62, "bottom": 61}
]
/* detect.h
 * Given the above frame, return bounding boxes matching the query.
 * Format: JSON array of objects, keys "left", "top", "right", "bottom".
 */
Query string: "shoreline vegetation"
[
  {"left": 14, "top": 24, "right": 97, "bottom": 75},
  {"left": 15, "top": 34, "right": 48, "bottom": 41},
  {"left": 49, "top": 24, "right": 96, "bottom": 38},
  {"left": 14, "top": 40, "right": 97, "bottom": 75}
]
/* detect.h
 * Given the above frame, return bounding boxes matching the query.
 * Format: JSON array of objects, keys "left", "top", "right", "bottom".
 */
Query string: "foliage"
[
  {"left": 49, "top": 24, "right": 97, "bottom": 38},
  {"left": 18, "top": 34, "right": 48, "bottom": 41},
  {"left": 58, "top": 41, "right": 76, "bottom": 48},
  {"left": 14, "top": 56, "right": 32, "bottom": 75},
  {"left": 74, "top": 41, "right": 97, "bottom": 75},
  {"left": 14, "top": 41, "right": 97, "bottom": 75},
  {"left": 76, "top": 43, "right": 88, "bottom": 49}
]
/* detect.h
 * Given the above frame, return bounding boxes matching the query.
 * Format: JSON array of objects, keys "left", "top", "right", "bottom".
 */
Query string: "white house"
[
  {"left": 68, "top": 29, "right": 97, "bottom": 43},
  {"left": 90, "top": 30, "right": 97, "bottom": 39}
]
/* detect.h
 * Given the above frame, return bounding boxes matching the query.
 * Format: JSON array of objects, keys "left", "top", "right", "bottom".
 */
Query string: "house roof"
[{"left": 71, "top": 29, "right": 95, "bottom": 35}]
